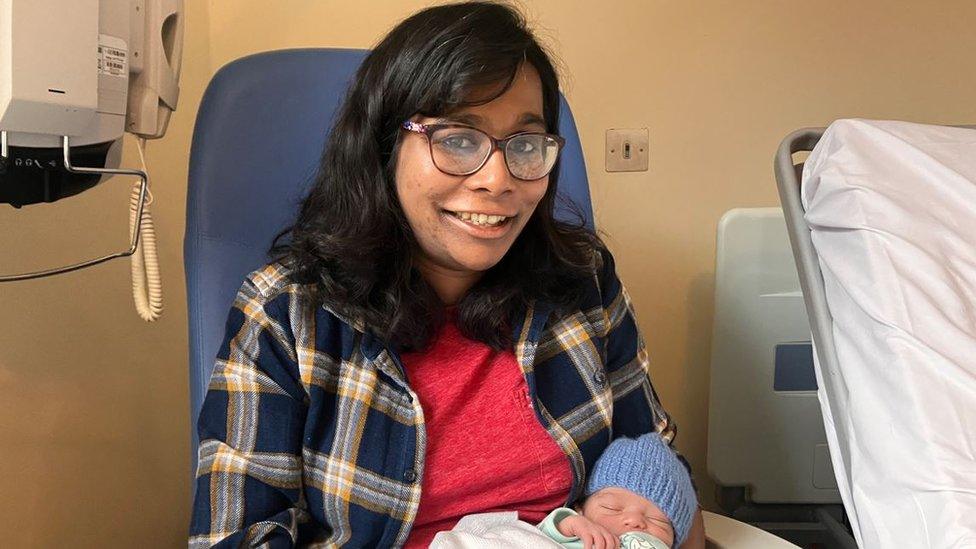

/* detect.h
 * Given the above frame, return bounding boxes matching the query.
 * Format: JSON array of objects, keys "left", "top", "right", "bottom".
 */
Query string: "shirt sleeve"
[
  {"left": 189, "top": 278, "right": 309, "bottom": 548},
  {"left": 537, "top": 507, "right": 582, "bottom": 544},
  {"left": 596, "top": 247, "right": 677, "bottom": 445}
]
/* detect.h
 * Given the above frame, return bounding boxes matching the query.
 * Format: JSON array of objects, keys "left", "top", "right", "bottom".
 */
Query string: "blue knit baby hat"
[{"left": 585, "top": 433, "right": 697, "bottom": 547}]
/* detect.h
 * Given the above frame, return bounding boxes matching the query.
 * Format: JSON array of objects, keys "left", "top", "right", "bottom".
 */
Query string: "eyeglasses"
[{"left": 401, "top": 121, "right": 565, "bottom": 181}]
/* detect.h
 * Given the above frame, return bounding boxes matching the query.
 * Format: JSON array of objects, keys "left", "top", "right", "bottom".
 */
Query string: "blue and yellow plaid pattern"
[{"left": 190, "top": 249, "right": 675, "bottom": 548}]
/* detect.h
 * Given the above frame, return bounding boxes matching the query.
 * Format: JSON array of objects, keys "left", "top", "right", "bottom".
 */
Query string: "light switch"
[{"left": 606, "top": 128, "right": 649, "bottom": 172}]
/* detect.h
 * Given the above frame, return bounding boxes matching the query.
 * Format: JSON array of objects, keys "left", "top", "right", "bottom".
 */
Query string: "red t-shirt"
[{"left": 400, "top": 308, "right": 573, "bottom": 548}]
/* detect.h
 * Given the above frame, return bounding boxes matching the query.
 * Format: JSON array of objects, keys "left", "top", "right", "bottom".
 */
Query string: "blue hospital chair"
[
  {"left": 185, "top": 48, "right": 594, "bottom": 479},
  {"left": 183, "top": 49, "right": 802, "bottom": 549}
]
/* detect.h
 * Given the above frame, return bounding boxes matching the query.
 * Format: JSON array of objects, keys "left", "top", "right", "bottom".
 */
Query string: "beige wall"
[{"left": 2, "top": 1, "right": 974, "bottom": 545}]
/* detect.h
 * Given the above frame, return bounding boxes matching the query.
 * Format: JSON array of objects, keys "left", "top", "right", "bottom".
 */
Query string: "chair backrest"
[{"left": 185, "top": 48, "right": 594, "bottom": 476}]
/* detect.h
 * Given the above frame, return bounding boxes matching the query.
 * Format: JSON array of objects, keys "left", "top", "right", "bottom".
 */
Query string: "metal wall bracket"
[{"left": 0, "top": 135, "right": 147, "bottom": 282}]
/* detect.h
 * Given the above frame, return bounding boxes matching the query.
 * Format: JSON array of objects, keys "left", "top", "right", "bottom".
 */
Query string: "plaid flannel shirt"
[{"left": 190, "top": 248, "right": 675, "bottom": 548}]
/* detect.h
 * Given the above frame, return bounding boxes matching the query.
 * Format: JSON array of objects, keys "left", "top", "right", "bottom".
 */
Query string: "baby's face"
[{"left": 580, "top": 487, "right": 674, "bottom": 546}]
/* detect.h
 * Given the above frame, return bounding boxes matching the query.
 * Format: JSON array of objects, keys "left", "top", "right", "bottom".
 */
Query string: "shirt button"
[
  {"left": 403, "top": 469, "right": 417, "bottom": 483},
  {"left": 593, "top": 371, "right": 607, "bottom": 384}
]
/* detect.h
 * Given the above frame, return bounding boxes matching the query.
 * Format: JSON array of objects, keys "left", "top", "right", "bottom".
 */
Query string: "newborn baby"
[
  {"left": 538, "top": 433, "right": 698, "bottom": 549},
  {"left": 429, "top": 433, "right": 697, "bottom": 549}
]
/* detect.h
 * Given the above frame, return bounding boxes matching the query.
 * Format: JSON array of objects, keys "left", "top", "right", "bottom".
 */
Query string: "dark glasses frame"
[{"left": 401, "top": 120, "right": 566, "bottom": 181}]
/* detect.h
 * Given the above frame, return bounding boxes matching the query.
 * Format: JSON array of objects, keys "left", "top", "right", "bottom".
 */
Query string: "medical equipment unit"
[
  {"left": 185, "top": 47, "right": 801, "bottom": 549},
  {"left": 774, "top": 120, "right": 976, "bottom": 548},
  {"left": 708, "top": 205, "right": 855, "bottom": 548},
  {"left": 0, "top": 0, "right": 183, "bottom": 321}
]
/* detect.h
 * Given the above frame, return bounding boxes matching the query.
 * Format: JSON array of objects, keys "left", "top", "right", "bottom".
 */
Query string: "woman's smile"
[{"left": 441, "top": 208, "right": 516, "bottom": 240}]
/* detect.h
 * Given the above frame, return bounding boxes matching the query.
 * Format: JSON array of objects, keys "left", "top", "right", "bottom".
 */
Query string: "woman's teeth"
[{"left": 452, "top": 211, "right": 509, "bottom": 226}]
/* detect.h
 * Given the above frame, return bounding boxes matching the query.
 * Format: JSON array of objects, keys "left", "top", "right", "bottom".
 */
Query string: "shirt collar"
[{"left": 354, "top": 299, "right": 555, "bottom": 362}]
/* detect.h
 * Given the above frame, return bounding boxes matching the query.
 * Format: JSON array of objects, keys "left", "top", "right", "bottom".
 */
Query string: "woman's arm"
[
  {"left": 680, "top": 509, "right": 706, "bottom": 549},
  {"left": 189, "top": 280, "right": 309, "bottom": 548},
  {"left": 596, "top": 247, "right": 675, "bottom": 442}
]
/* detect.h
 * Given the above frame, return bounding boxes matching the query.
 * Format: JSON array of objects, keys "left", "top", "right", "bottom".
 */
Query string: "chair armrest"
[{"left": 703, "top": 511, "right": 800, "bottom": 549}]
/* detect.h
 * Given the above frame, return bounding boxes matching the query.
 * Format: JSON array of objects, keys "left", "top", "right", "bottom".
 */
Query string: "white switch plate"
[{"left": 605, "top": 128, "right": 649, "bottom": 172}]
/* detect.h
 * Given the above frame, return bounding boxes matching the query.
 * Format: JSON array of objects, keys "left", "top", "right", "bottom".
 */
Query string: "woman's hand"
[{"left": 557, "top": 514, "right": 620, "bottom": 549}]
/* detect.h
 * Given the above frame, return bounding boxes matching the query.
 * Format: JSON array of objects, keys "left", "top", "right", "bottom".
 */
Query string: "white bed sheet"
[{"left": 802, "top": 119, "right": 976, "bottom": 548}]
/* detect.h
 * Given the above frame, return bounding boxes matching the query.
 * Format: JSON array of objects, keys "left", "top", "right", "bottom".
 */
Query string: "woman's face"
[{"left": 395, "top": 63, "right": 550, "bottom": 289}]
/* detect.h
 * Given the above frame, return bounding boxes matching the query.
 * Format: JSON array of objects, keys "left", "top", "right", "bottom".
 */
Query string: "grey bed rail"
[
  {"left": 774, "top": 127, "right": 855, "bottom": 548},
  {"left": 772, "top": 128, "right": 842, "bottom": 388}
]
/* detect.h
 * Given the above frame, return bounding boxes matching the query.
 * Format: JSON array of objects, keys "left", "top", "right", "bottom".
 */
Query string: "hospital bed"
[
  {"left": 185, "top": 48, "right": 798, "bottom": 548},
  {"left": 774, "top": 120, "right": 976, "bottom": 548}
]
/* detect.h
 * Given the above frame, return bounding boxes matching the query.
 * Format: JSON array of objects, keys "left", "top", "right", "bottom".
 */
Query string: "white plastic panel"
[
  {"left": 0, "top": 0, "right": 140, "bottom": 148},
  {"left": 0, "top": 0, "right": 98, "bottom": 136},
  {"left": 708, "top": 207, "right": 841, "bottom": 504}
]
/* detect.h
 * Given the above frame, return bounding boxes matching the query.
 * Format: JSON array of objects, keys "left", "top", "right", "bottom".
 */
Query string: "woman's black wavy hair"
[{"left": 271, "top": 1, "right": 604, "bottom": 352}]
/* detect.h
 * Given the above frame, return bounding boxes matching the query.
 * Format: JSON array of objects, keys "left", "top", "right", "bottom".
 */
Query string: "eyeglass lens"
[{"left": 429, "top": 127, "right": 560, "bottom": 180}]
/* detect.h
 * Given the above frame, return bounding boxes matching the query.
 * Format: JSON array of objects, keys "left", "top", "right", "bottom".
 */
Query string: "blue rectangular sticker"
[{"left": 774, "top": 343, "right": 817, "bottom": 391}]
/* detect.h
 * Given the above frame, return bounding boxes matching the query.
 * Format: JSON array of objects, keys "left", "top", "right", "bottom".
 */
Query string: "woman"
[{"left": 190, "top": 2, "right": 704, "bottom": 547}]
